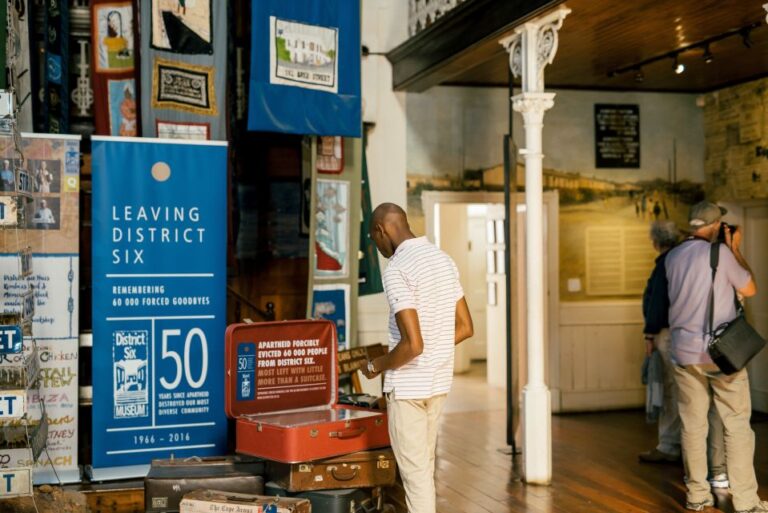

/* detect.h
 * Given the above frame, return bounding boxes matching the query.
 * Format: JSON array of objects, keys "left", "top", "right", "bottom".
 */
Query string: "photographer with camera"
[{"left": 665, "top": 201, "right": 761, "bottom": 512}]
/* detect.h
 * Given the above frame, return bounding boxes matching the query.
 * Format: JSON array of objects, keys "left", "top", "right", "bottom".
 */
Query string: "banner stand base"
[
  {"left": 34, "top": 468, "right": 82, "bottom": 485},
  {"left": 86, "top": 464, "right": 150, "bottom": 482}
]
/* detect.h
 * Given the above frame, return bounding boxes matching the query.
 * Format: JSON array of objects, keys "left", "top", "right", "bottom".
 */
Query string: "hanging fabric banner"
[
  {"left": 90, "top": 137, "right": 227, "bottom": 480},
  {"left": 248, "top": 0, "right": 361, "bottom": 137},
  {"left": 358, "top": 135, "right": 382, "bottom": 296},
  {"left": 91, "top": 0, "right": 139, "bottom": 136},
  {"left": 0, "top": 133, "right": 82, "bottom": 484},
  {"left": 42, "top": 0, "right": 69, "bottom": 133},
  {"left": 140, "top": 0, "right": 228, "bottom": 140}
]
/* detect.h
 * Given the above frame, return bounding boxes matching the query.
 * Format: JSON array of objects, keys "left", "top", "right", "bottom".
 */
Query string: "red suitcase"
[{"left": 225, "top": 320, "right": 390, "bottom": 463}]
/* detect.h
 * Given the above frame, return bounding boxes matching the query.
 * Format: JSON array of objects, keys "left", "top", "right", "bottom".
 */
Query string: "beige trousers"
[
  {"left": 673, "top": 364, "right": 760, "bottom": 511},
  {"left": 386, "top": 391, "right": 447, "bottom": 513},
  {"left": 656, "top": 332, "right": 726, "bottom": 474}
]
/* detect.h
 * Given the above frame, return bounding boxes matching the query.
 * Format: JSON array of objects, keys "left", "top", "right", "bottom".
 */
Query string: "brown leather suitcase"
[
  {"left": 145, "top": 456, "right": 265, "bottom": 513},
  {"left": 267, "top": 449, "right": 397, "bottom": 492}
]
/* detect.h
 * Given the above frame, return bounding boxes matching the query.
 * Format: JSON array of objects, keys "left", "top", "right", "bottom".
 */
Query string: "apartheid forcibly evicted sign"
[
  {"left": 594, "top": 104, "right": 640, "bottom": 168},
  {"left": 90, "top": 136, "right": 227, "bottom": 480}
]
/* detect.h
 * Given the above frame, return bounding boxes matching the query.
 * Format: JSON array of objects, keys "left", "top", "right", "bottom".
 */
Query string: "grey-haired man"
[{"left": 665, "top": 201, "right": 763, "bottom": 512}]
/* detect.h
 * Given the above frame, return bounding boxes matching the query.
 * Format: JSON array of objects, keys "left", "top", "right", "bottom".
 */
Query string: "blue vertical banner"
[
  {"left": 248, "top": 0, "right": 361, "bottom": 136},
  {"left": 90, "top": 137, "right": 227, "bottom": 479}
]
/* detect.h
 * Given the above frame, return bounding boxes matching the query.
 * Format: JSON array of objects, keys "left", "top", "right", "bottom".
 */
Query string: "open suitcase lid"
[{"left": 225, "top": 319, "right": 338, "bottom": 418}]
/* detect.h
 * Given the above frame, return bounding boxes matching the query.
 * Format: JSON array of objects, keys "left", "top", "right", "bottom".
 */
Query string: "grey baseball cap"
[{"left": 688, "top": 201, "right": 727, "bottom": 227}]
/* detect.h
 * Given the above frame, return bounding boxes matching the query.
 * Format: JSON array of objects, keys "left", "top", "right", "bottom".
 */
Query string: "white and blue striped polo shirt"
[{"left": 382, "top": 236, "right": 464, "bottom": 400}]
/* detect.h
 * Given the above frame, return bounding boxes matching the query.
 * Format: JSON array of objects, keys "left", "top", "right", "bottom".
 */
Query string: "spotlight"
[
  {"left": 702, "top": 45, "right": 714, "bottom": 64},
  {"left": 674, "top": 55, "right": 685, "bottom": 74},
  {"left": 634, "top": 68, "right": 644, "bottom": 83}
]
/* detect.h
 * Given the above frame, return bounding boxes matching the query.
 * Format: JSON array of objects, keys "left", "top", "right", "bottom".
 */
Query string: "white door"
[
  {"left": 745, "top": 205, "right": 768, "bottom": 412},
  {"left": 486, "top": 204, "right": 507, "bottom": 389},
  {"left": 466, "top": 209, "right": 489, "bottom": 361}
]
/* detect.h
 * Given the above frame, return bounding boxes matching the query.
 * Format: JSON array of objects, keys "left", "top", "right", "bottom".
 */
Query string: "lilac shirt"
[{"left": 665, "top": 239, "right": 752, "bottom": 365}]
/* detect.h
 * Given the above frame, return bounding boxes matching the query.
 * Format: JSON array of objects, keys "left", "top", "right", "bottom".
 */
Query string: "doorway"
[{"left": 422, "top": 190, "right": 560, "bottom": 397}]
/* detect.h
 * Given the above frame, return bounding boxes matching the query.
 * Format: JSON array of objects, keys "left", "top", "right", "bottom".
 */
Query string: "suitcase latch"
[
  {"left": 310, "top": 429, "right": 319, "bottom": 438},
  {"left": 299, "top": 464, "right": 312, "bottom": 472},
  {"left": 375, "top": 418, "right": 383, "bottom": 426},
  {"left": 257, "top": 423, "right": 263, "bottom": 432}
]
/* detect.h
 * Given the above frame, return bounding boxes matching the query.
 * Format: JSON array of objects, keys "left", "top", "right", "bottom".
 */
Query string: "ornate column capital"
[
  {"left": 499, "top": 5, "right": 571, "bottom": 93},
  {"left": 511, "top": 92, "right": 556, "bottom": 115}
]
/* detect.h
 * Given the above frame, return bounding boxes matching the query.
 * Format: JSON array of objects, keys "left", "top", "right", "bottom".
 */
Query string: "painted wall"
[
  {"left": 357, "top": 0, "right": 408, "bottom": 396},
  {"left": 407, "top": 86, "right": 706, "bottom": 184}
]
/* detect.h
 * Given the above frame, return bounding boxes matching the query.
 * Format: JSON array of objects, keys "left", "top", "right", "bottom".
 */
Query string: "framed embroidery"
[{"left": 152, "top": 58, "right": 217, "bottom": 116}]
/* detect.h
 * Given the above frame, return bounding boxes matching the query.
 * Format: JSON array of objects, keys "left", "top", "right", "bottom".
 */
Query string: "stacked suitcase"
[{"left": 219, "top": 319, "right": 397, "bottom": 513}]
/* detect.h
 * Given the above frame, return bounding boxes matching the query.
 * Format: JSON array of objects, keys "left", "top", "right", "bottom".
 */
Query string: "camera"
[{"left": 717, "top": 223, "right": 738, "bottom": 243}]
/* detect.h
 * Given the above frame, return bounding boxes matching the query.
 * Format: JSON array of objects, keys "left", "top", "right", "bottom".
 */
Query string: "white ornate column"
[{"left": 500, "top": 5, "right": 570, "bottom": 485}]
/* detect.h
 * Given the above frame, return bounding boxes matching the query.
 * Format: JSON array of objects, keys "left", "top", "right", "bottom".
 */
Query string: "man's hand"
[
  {"left": 360, "top": 358, "right": 381, "bottom": 380},
  {"left": 724, "top": 224, "right": 741, "bottom": 251}
]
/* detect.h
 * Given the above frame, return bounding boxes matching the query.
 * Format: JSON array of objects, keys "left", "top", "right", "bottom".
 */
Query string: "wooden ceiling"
[{"left": 390, "top": 0, "right": 768, "bottom": 93}]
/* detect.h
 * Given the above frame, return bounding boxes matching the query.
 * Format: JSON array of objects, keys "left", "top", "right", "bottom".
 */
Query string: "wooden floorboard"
[{"left": 435, "top": 400, "right": 768, "bottom": 513}]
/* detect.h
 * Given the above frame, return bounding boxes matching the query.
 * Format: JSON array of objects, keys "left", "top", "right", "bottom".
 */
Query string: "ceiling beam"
[{"left": 386, "top": 0, "right": 562, "bottom": 92}]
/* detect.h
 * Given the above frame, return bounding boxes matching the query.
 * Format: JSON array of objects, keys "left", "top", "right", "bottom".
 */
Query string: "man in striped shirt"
[{"left": 362, "top": 203, "right": 474, "bottom": 513}]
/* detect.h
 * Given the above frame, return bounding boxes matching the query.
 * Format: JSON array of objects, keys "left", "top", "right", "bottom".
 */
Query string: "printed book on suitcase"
[
  {"left": 145, "top": 455, "right": 265, "bottom": 513},
  {"left": 180, "top": 489, "right": 309, "bottom": 513},
  {"left": 225, "top": 320, "right": 390, "bottom": 463},
  {"left": 267, "top": 449, "right": 396, "bottom": 492}
]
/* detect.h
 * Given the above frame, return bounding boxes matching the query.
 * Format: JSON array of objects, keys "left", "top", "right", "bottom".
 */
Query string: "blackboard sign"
[{"left": 595, "top": 104, "right": 640, "bottom": 168}]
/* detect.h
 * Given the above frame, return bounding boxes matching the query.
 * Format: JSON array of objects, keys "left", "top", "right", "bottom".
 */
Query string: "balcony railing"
[{"left": 409, "top": 0, "right": 468, "bottom": 36}]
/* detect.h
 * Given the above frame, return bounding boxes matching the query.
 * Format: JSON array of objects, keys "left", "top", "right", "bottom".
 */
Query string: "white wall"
[
  {"left": 357, "top": 0, "right": 409, "bottom": 384},
  {"left": 407, "top": 86, "right": 706, "bottom": 184}
]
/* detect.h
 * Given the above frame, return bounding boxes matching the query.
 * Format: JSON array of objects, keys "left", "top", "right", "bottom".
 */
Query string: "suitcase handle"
[
  {"left": 330, "top": 427, "right": 366, "bottom": 439},
  {"left": 328, "top": 464, "right": 360, "bottom": 481}
]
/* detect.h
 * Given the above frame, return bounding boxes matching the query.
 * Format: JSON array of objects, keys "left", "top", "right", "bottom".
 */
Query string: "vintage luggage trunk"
[
  {"left": 267, "top": 449, "right": 396, "bottom": 492},
  {"left": 225, "top": 320, "right": 390, "bottom": 463},
  {"left": 180, "top": 489, "right": 310, "bottom": 513},
  {"left": 265, "top": 482, "right": 395, "bottom": 513},
  {"left": 145, "top": 456, "right": 265, "bottom": 513}
]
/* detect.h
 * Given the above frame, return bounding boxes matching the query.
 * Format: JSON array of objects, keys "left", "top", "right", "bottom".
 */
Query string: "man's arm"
[
  {"left": 725, "top": 227, "right": 757, "bottom": 297},
  {"left": 455, "top": 297, "right": 473, "bottom": 345},
  {"left": 363, "top": 309, "right": 423, "bottom": 377}
]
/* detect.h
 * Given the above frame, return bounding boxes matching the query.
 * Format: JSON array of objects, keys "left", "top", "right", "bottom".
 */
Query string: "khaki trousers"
[
  {"left": 673, "top": 364, "right": 759, "bottom": 511},
  {"left": 656, "top": 332, "right": 726, "bottom": 475},
  {"left": 386, "top": 391, "right": 447, "bottom": 513}
]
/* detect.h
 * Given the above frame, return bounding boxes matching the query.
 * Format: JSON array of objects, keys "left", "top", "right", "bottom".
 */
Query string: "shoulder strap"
[{"left": 708, "top": 243, "right": 719, "bottom": 337}]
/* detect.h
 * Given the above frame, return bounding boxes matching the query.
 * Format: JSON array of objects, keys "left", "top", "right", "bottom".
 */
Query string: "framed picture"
[
  {"left": 93, "top": 2, "right": 135, "bottom": 73},
  {"left": 317, "top": 136, "right": 344, "bottom": 174},
  {"left": 151, "top": 0, "right": 213, "bottom": 54},
  {"left": 314, "top": 179, "right": 349, "bottom": 278},
  {"left": 312, "top": 284, "right": 350, "bottom": 351}
]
